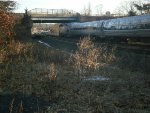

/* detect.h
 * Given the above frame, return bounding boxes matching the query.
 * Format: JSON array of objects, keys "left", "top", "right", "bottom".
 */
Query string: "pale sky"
[{"left": 15, "top": 0, "right": 130, "bottom": 14}]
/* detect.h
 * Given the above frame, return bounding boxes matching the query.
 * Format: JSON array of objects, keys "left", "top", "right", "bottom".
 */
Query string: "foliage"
[
  {"left": 21, "top": 9, "right": 33, "bottom": 29},
  {"left": 0, "top": 1, "right": 16, "bottom": 43},
  {"left": 0, "top": 11, "right": 15, "bottom": 42}
]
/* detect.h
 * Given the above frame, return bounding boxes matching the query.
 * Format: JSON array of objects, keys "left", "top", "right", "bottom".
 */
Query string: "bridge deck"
[{"left": 29, "top": 8, "right": 79, "bottom": 23}]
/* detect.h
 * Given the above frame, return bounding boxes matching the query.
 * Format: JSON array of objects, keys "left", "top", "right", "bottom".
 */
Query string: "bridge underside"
[
  {"left": 32, "top": 17, "right": 79, "bottom": 23},
  {"left": 32, "top": 20, "right": 78, "bottom": 23}
]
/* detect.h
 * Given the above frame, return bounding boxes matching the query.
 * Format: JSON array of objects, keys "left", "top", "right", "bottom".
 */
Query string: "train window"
[
  {"left": 111, "top": 26, "right": 116, "bottom": 30},
  {"left": 59, "top": 25, "right": 63, "bottom": 27},
  {"left": 145, "top": 24, "right": 150, "bottom": 29},
  {"left": 136, "top": 25, "right": 141, "bottom": 29},
  {"left": 140, "top": 24, "right": 145, "bottom": 29},
  {"left": 71, "top": 28, "right": 83, "bottom": 30},
  {"left": 82, "top": 28, "right": 87, "bottom": 30},
  {"left": 93, "top": 27, "right": 97, "bottom": 30}
]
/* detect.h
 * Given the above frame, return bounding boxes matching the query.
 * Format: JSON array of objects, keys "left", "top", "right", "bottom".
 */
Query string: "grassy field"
[{"left": 0, "top": 37, "right": 150, "bottom": 113}]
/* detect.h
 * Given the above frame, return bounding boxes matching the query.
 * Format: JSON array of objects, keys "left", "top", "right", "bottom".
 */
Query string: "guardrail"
[{"left": 28, "top": 8, "right": 79, "bottom": 17}]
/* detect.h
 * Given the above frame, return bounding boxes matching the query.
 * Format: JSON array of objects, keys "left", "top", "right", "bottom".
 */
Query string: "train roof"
[
  {"left": 66, "top": 14, "right": 150, "bottom": 29},
  {"left": 103, "top": 14, "right": 150, "bottom": 29}
]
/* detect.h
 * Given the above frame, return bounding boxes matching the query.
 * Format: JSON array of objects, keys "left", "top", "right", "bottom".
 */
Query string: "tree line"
[
  {"left": 116, "top": 0, "right": 150, "bottom": 16},
  {"left": 81, "top": 0, "right": 150, "bottom": 16}
]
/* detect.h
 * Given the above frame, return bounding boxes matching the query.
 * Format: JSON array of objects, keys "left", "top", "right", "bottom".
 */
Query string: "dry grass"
[
  {"left": 70, "top": 37, "right": 116, "bottom": 76},
  {"left": 70, "top": 37, "right": 99, "bottom": 76},
  {"left": 0, "top": 38, "right": 150, "bottom": 113},
  {"left": 115, "top": 50, "right": 150, "bottom": 74},
  {"left": 0, "top": 40, "right": 67, "bottom": 96},
  {"left": 44, "top": 67, "right": 150, "bottom": 113}
]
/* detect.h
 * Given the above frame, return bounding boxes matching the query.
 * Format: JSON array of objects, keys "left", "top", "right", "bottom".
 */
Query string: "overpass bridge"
[
  {"left": 28, "top": 8, "right": 116, "bottom": 23},
  {"left": 28, "top": 8, "right": 80, "bottom": 23}
]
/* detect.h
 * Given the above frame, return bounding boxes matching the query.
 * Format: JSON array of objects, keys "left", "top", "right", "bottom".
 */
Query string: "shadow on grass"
[{"left": 0, "top": 93, "right": 49, "bottom": 113}]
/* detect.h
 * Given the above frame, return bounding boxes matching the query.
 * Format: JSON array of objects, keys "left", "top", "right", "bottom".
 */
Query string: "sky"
[{"left": 15, "top": 0, "right": 129, "bottom": 14}]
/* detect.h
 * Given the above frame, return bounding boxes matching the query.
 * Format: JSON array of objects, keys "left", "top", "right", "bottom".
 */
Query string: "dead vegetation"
[
  {"left": 70, "top": 37, "right": 116, "bottom": 76},
  {"left": 0, "top": 37, "right": 150, "bottom": 113}
]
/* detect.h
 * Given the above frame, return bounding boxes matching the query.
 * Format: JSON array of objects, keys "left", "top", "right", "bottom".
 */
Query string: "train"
[{"left": 58, "top": 14, "right": 150, "bottom": 42}]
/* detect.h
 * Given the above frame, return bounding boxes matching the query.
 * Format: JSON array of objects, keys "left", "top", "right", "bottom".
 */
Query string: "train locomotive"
[{"left": 59, "top": 14, "right": 150, "bottom": 41}]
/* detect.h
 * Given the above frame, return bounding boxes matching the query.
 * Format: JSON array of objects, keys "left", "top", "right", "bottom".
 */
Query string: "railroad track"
[
  {"left": 95, "top": 42, "right": 150, "bottom": 56},
  {"left": 115, "top": 44, "right": 150, "bottom": 55},
  {"left": 35, "top": 35, "right": 150, "bottom": 56}
]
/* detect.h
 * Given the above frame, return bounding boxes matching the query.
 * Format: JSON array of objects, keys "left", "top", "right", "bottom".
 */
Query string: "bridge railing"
[{"left": 28, "top": 8, "right": 79, "bottom": 17}]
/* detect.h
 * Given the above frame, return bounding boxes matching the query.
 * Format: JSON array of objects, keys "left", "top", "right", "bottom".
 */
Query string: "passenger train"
[{"left": 59, "top": 14, "right": 150, "bottom": 41}]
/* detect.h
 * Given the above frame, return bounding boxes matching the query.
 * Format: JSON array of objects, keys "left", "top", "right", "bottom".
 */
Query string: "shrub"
[
  {"left": 70, "top": 37, "right": 116, "bottom": 76},
  {"left": 0, "top": 10, "right": 15, "bottom": 42},
  {"left": 0, "top": 1, "right": 16, "bottom": 42},
  {"left": 71, "top": 37, "right": 99, "bottom": 76}
]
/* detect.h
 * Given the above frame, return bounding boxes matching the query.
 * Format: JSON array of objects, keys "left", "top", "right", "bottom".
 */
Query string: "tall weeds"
[
  {"left": 0, "top": 10, "right": 15, "bottom": 43},
  {"left": 70, "top": 37, "right": 116, "bottom": 76},
  {"left": 0, "top": 41, "right": 34, "bottom": 63},
  {"left": 0, "top": 41, "right": 66, "bottom": 96}
]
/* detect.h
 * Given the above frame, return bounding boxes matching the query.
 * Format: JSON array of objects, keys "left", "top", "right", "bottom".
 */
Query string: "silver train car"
[{"left": 59, "top": 14, "right": 150, "bottom": 39}]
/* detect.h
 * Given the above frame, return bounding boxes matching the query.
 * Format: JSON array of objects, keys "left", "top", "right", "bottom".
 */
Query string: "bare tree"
[
  {"left": 134, "top": 0, "right": 144, "bottom": 14},
  {"left": 81, "top": 5, "right": 87, "bottom": 16},
  {"left": 115, "top": 0, "right": 136, "bottom": 16},
  {"left": 81, "top": 2, "right": 92, "bottom": 16},
  {"left": 143, "top": 3, "right": 150, "bottom": 13},
  {"left": 95, "top": 4, "right": 103, "bottom": 16},
  {"left": 134, "top": 0, "right": 150, "bottom": 14},
  {"left": 87, "top": 2, "right": 92, "bottom": 16}
]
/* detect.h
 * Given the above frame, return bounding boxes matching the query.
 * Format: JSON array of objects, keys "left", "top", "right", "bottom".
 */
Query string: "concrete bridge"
[
  {"left": 28, "top": 8, "right": 80, "bottom": 23},
  {"left": 28, "top": 8, "right": 117, "bottom": 23}
]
